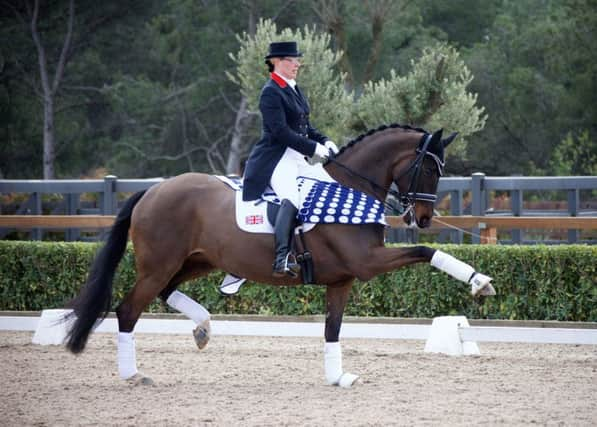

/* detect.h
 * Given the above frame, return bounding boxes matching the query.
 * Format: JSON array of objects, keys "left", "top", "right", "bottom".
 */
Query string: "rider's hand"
[
  {"left": 324, "top": 140, "right": 339, "bottom": 155},
  {"left": 314, "top": 143, "right": 330, "bottom": 160}
]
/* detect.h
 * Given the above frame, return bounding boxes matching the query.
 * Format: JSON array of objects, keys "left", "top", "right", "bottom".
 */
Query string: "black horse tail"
[{"left": 65, "top": 190, "right": 147, "bottom": 354}]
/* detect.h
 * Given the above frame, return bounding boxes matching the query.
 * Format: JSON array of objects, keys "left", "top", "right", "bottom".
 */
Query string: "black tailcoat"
[{"left": 242, "top": 73, "right": 328, "bottom": 201}]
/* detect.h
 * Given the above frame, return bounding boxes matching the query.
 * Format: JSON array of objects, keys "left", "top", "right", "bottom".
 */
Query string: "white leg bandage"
[
  {"left": 324, "top": 342, "right": 343, "bottom": 385},
  {"left": 117, "top": 332, "right": 137, "bottom": 379},
  {"left": 430, "top": 250, "right": 475, "bottom": 283},
  {"left": 324, "top": 341, "right": 360, "bottom": 387},
  {"left": 166, "top": 290, "right": 210, "bottom": 324}
]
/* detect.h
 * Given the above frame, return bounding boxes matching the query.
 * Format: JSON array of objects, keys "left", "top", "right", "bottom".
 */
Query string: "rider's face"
[{"left": 273, "top": 57, "right": 301, "bottom": 80}]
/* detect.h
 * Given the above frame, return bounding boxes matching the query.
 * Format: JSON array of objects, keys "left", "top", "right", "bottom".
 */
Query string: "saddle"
[
  {"left": 215, "top": 170, "right": 387, "bottom": 292},
  {"left": 216, "top": 173, "right": 386, "bottom": 234}
]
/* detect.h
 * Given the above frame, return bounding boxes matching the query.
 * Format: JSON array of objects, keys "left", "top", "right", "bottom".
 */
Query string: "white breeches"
[{"left": 270, "top": 147, "right": 309, "bottom": 208}]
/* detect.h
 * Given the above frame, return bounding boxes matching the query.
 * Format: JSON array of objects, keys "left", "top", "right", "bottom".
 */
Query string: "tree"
[
  {"left": 7, "top": 0, "right": 591, "bottom": 180},
  {"left": 356, "top": 43, "right": 486, "bottom": 161},
  {"left": 230, "top": 21, "right": 486, "bottom": 170},
  {"left": 548, "top": 131, "right": 597, "bottom": 176},
  {"left": 418, "top": 0, "right": 502, "bottom": 48},
  {"left": 312, "top": 0, "right": 433, "bottom": 91},
  {"left": 101, "top": 0, "right": 250, "bottom": 177},
  {"left": 464, "top": 0, "right": 597, "bottom": 175},
  {"left": 4, "top": 0, "right": 75, "bottom": 179},
  {"left": 225, "top": 0, "right": 257, "bottom": 176},
  {"left": 1, "top": 0, "right": 158, "bottom": 179}
]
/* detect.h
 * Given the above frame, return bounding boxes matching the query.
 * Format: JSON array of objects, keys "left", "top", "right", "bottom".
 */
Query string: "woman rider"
[{"left": 242, "top": 41, "right": 338, "bottom": 278}]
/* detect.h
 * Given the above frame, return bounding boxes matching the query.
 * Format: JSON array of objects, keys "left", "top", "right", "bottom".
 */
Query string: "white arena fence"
[{"left": 1, "top": 311, "right": 595, "bottom": 352}]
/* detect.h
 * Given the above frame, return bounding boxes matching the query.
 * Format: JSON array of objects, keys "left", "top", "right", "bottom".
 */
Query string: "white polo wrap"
[
  {"left": 430, "top": 250, "right": 475, "bottom": 283},
  {"left": 324, "top": 342, "right": 343, "bottom": 385},
  {"left": 117, "top": 332, "right": 137, "bottom": 379},
  {"left": 167, "top": 290, "right": 210, "bottom": 325}
]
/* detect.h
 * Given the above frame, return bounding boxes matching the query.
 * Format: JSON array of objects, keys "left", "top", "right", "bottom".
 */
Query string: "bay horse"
[{"left": 65, "top": 124, "right": 495, "bottom": 387}]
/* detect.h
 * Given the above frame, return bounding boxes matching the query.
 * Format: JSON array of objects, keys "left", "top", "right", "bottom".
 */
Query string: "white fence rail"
[{"left": 1, "top": 313, "right": 595, "bottom": 345}]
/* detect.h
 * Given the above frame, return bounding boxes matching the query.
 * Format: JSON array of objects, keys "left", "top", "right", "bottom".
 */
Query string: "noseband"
[{"left": 327, "top": 133, "right": 444, "bottom": 216}]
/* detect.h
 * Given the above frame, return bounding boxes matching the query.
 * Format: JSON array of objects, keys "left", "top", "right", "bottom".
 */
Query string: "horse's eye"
[{"left": 424, "top": 167, "right": 435, "bottom": 177}]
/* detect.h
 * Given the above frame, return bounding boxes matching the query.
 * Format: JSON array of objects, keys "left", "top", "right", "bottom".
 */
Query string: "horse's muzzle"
[
  {"left": 404, "top": 212, "right": 431, "bottom": 229},
  {"left": 417, "top": 215, "right": 432, "bottom": 228}
]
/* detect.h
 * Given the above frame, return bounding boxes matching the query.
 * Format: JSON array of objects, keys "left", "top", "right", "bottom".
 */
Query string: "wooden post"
[
  {"left": 100, "top": 175, "right": 117, "bottom": 240},
  {"left": 478, "top": 221, "right": 497, "bottom": 244},
  {"left": 511, "top": 189, "right": 523, "bottom": 243},
  {"left": 480, "top": 227, "right": 498, "bottom": 244},
  {"left": 65, "top": 193, "right": 80, "bottom": 241},
  {"left": 31, "top": 191, "right": 42, "bottom": 241},
  {"left": 471, "top": 173, "right": 485, "bottom": 244},
  {"left": 450, "top": 189, "right": 463, "bottom": 243},
  {"left": 568, "top": 189, "right": 579, "bottom": 243}
]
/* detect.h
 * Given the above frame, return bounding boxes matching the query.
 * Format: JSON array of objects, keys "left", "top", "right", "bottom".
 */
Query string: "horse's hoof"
[
  {"left": 126, "top": 372, "right": 154, "bottom": 386},
  {"left": 338, "top": 372, "right": 359, "bottom": 388},
  {"left": 479, "top": 282, "right": 496, "bottom": 296},
  {"left": 193, "top": 319, "right": 211, "bottom": 350},
  {"left": 470, "top": 273, "right": 495, "bottom": 297}
]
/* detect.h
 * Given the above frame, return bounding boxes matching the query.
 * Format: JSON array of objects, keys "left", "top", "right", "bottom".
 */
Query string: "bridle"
[{"left": 326, "top": 133, "right": 445, "bottom": 216}]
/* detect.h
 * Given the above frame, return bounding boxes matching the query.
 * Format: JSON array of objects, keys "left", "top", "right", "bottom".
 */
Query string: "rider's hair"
[{"left": 265, "top": 59, "right": 274, "bottom": 73}]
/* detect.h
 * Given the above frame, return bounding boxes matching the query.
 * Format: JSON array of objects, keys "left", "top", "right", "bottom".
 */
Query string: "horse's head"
[
  {"left": 395, "top": 129, "right": 457, "bottom": 228},
  {"left": 324, "top": 124, "right": 457, "bottom": 230}
]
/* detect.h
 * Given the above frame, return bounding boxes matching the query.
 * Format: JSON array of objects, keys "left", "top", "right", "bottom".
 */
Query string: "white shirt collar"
[{"left": 274, "top": 72, "right": 296, "bottom": 89}]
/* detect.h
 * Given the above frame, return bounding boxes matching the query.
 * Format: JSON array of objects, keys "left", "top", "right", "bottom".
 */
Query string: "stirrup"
[{"left": 273, "top": 253, "right": 300, "bottom": 278}]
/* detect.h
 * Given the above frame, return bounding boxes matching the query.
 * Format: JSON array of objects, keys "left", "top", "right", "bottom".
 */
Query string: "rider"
[{"left": 242, "top": 41, "right": 339, "bottom": 278}]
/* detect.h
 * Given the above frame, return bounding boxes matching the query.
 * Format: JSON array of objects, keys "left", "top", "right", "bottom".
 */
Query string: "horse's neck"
[{"left": 324, "top": 130, "right": 418, "bottom": 200}]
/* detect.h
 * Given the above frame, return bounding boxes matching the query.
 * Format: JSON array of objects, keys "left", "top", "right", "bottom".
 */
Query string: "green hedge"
[{"left": 0, "top": 241, "right": 595, "bottom": 321}]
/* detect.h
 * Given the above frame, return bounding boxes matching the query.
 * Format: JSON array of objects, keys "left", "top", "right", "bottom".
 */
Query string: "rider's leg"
[
  {"left": 271, "top": 199, "right": 300, "bottom": 277},
  {"left": 270, "top": 148, "right": 301, "bottom": 277},
  {"left": 270, "top": 147, "right": 301, "bottom": 208}
]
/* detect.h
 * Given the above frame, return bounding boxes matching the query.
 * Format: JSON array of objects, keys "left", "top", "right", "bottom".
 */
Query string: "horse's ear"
[
  {"left": 429, "top": 128, "right": 443, "bottom": 146},
  {"left": 442, "top": 132, "right": 458, "bottom": 148},
  {"left": 431, "top": 128, "right": 443, "bottom": 141}
]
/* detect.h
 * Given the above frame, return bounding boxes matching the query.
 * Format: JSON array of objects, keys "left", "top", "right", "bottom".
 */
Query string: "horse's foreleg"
[
  {"left": 429, "top": 249, "right": 495, "bottom": 297},
  {"left": 324, "top": 280, "right": 359, "bottom": 388},
  {"left": 361, "top": 245, "right": 435, "bottom": 276},
  {"left": 364, "top": 246, "right": 495, "bottom": 297}
]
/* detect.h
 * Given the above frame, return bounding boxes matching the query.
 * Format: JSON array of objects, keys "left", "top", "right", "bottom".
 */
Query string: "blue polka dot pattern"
[{"left": 297, "top": 179, "right": 386, "bottom": 225}]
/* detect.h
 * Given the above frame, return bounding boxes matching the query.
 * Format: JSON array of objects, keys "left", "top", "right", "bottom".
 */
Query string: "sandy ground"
[{"left": 0, "top": 330, "right": 595, "bottom": 426}]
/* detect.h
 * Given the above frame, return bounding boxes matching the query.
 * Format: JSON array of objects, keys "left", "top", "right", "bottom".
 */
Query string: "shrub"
[{"left": 0, "top": 241, "right": 594, "bottom": 321}]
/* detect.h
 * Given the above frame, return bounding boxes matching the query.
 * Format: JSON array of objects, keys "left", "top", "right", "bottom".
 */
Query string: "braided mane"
[{"left": 335, "top": 123, "right": 428, "bottom": 158}]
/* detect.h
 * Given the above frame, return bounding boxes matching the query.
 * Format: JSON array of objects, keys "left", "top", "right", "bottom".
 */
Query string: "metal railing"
[{"left": 1, "top": 174, "right": 596, "bottom": 244}]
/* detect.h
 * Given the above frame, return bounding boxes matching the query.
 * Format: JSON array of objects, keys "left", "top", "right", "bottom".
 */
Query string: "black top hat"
[{"left": 265, "top": 41, "right": 303, "bottom": 59}]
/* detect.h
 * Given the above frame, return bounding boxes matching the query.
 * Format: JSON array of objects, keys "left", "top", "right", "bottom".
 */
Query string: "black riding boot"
[{"left": 272, "top": 199, "right": 300, "bottom": 278}]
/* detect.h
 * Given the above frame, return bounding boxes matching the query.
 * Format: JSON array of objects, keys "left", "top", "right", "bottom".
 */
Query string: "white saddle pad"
[{"left": 215, "top": 162, "right": 386, "bottom": 235}]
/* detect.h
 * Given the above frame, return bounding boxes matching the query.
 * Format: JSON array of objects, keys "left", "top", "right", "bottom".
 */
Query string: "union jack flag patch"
[{"left": 245, "top": 215, "right": 264, "bottom": 225}]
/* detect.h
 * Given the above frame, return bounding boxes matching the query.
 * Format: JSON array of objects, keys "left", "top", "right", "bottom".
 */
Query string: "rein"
[{"left": 326, "top": 133, "right": 442, "bottom": 216}]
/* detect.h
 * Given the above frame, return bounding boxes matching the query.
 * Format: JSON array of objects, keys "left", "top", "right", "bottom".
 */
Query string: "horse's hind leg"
[
  {"left": 159, "top": 257, "right": 215, "bottom": 350},
  {"left": 323, "top": 279, "right": 359, "bottom": 388},
  {"left": 115, "top": 271, "right": 173, "bottom": 383}
]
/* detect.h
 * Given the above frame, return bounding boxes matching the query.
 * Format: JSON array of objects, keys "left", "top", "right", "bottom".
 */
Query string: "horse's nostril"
[
  {"left": 419, "top": 216, "right": 430, "bottom": 228},
  {"left": 403, "top": 213, "right": 413, "bottom": 225}
]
